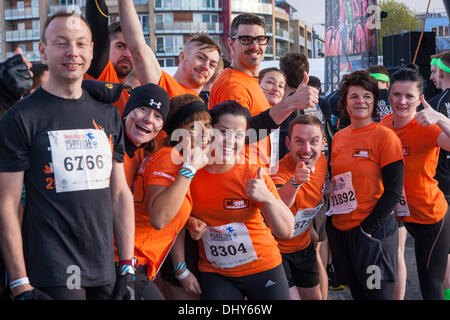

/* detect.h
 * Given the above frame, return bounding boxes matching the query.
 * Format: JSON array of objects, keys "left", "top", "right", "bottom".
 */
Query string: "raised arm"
[
  {"left": 85, "top": 0, "right": 110, "bottom": 78},
  {"left": 118, "top": 0, "right": 162, "bottom": 84}
]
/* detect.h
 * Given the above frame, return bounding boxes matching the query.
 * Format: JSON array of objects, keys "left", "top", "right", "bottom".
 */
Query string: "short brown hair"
[
  {"left": 440, "top": 51, "right": 450, "bottom": 68},
  {"left": 279, "top": 52, "right": 310, "bottom": 89},
  {"left": 165, "top": 94, "right": 211, "bottom": 146},
  {"left": 185, "top": 33, "right": 222, "bottom": 56},
  {"left": 230, "top": 13, "right": 265, "bottom": 37},
  {"left": 108, "top": 21, "right": 122, "bottom": 39},
  {"left": 431, "top": 52, "right": 444, "bottom": 60},
  {"left": 288, "top": 114, "right": 324, "bottom": 139},
  {"left": 367, "top": 65, "right": 389, "bottom": 76},
  {"left": 338, "top": 70, "right": 379, "bottom": 120},
  {"left": 258, "top": 67, "right": 286, "bottom": 84},
  {"left": 42, "top": 10, "right": 91, "bottom": 44}
]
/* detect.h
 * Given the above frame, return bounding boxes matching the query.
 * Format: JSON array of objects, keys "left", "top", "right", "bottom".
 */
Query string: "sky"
[{"left": 288, "top": 0, "right": 446, "bottom": 36}]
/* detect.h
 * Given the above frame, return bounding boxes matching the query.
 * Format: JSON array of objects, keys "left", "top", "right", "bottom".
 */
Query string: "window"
[
  {"left": 157, "top": 37, "right": 164, "bottom": 52},
  {"left": 139, "top": 14, "right": 149, "bottom": 34},
  {"left": 166, "top": 58, "right": 175, "bottom": 67}
]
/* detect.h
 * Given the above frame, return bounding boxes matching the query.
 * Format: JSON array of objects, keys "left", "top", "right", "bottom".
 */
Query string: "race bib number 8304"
[{"left": 48, "top": 129, "right": 113, "bottom": 193}]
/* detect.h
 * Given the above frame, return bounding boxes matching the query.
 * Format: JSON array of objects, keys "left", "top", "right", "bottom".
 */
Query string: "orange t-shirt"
[
  {"left": 190, "top": 164, "right": 282, "bottom": 277},
  {"left": 271, "top": 154, "right": 328, "bottom": 253},
  {"left": 158, "top": 71, "right": 199, "bottom": 98},
  {"left": 84, "top": 60, "right": 129, "bottom": 116},
  {"left": 208, "top": 68, "right": 273, "bottom": 168},
  {"left": 330, "top": 122, "right": 403, "bottom": 231},
  {"left": 123, "top": 148, "right": 144, "bottom": 189},
  {"left": 380, "top": 114, "right": 448, "bottom": 224},
  {"left": 132, "top": 147, "right": 192, "bottom": 279}
]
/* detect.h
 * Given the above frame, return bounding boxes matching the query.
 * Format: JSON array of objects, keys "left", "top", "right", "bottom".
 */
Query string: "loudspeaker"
[
  {"left": 383, "top": 32, "right": 436, "bottom": 68},
  {"left": 383, "top": 32, "right": 439, "bottom": 99}
]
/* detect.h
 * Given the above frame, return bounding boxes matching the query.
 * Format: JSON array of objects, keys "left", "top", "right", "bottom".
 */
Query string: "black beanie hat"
[{"left": 123, "top": 83, "right": 170, "bottom": 121}]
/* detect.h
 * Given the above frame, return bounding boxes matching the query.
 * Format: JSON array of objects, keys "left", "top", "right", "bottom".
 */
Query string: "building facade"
[
  {"left": 417, "top": 9, "right": 450, "bottom": 52},
  {"left": 0, "top": 0, "right": 318, "bottom": 65}
]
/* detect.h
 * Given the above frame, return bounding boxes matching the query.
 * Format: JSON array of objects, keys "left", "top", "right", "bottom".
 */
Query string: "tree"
[{"left": 378, "top": 0, "right": 420, "bottom": 54}]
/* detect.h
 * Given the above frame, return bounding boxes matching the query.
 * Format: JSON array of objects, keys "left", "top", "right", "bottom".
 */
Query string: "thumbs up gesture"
[
  {"left": 246, "top": 167, "right": 271, "bottom": 203},
  {"left": 293, "top": 161, "right": 314, "bottom": 186},
  {"left": 285, "top": 71, "right": 319, "bottom": 110},
  {"left": 415, "top": 95, "right": 443, "bottom": 127}
]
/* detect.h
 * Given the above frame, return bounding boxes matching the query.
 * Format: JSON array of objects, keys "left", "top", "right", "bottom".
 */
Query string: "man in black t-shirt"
[
  {"left": 367, "top": 65, "right": 391, "bottom": 122},
  {"left": 0, "top": 11, "right": 135, "bottom": 300}
]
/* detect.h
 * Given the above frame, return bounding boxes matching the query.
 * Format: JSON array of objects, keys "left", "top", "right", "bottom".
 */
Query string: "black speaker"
[
  {"left": 383, "top": 32, "right": 436, "bottom": 68},
  {"left": 383, "top": 32, "right": 439, "bottom": 99}
]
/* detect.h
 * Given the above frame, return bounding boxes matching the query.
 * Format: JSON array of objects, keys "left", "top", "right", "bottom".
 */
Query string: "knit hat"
[{"left": 123, "top": 83, "right": 170, "bottom": 121}]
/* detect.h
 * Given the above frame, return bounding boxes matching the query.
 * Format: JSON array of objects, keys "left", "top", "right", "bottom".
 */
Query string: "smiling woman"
[{"left": 326, "top": 70, "right": 404, "bottom": 300}]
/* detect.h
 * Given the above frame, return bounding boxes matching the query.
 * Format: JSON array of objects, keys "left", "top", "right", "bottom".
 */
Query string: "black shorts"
[
  {"left": 281, "top": 241, "right": 319, "bottom": 288},
  {"left": 159, "top": 232, "right": 200, "bottom": 287},
  {"left": 326, "top": 215, "right": 399, "bottom": 287},
  {"left": 198, "top": 264, "right": 290, "bottom": 300}
]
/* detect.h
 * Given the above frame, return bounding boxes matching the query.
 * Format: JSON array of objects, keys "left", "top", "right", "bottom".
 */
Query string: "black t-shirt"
[
  {"left": 429, "top": 89, "right": 450, "bottom": 195},
  {"left": 375, "top": 89, "right": 391, "bottom": 122},
  {"left": 0, "top": 87, "right": 125, "bottom": 287}
]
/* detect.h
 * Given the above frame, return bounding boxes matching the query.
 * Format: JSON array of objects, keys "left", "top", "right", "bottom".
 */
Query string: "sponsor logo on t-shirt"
[
  {"left": 223, "top": 198, "right": 250, "bottom": 210},
  {"left": 352, "top": 149, "right": 370, "bottom": 158},
  {"left": 152, "top": 171, "right": 175, "bottom": 181},
  {"left": 402, "top": 147, "right": 410, "bottom": 156}
]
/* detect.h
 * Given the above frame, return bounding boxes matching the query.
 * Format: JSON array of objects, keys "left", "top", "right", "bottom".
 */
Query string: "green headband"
[
  {"left": 437, "top": 58, "right": 450, "bottom": 73},
  {"left": 370, "top": 73, "right": 390, "bottom": 83},
  {"left": 431, "top": 58, "right": 439, "bottom": 66}
]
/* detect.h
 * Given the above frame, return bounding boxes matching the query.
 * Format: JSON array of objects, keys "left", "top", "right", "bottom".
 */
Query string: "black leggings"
[
  {"left": 404, "top": 208, "right": 450, "bottom": 300},
  {"left": 198, "top": 264, "right": 290, "bottom": 300}
]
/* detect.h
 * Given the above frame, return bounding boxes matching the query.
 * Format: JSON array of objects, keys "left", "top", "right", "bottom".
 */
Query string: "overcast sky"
[{"left": 288, "top": 0, "right": 446, "bottom": 36}]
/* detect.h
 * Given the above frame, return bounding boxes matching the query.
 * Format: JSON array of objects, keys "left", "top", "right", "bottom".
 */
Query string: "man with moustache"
[{"left": 208, "top": 13, "right": 319, "bottom": 169}]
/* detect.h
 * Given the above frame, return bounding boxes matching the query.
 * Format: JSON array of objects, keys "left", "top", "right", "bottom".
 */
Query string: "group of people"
[{"left": 0, "top": 0, "right": 448, "bottom": 301}]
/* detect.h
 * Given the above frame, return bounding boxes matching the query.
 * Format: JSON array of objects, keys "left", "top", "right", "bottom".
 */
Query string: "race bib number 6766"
[{"left": 48, "top": 129, "right": 113, "bottom": 193}]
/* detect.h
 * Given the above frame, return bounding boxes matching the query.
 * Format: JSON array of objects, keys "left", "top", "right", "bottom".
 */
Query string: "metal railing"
[
  {"left": 275, "top": 28, "right": 289, "bottom": 41},
  {"left": 7, "top": 51, "right": 41, "bottom": 62},
  {"left": 5, "top": 29, "right": 41, "bottom": 42},
  {"left": 231, "top": 0, "right": 272, "bottom": 15},
  {"left": 155, "top": 21, "right": 223, "bottom": 34},
  {"left": 155, "top": 0, "right": 222, "bottom": 11},
  {"left": 4, "top": 7, "right": 40, "bottom": 20}
]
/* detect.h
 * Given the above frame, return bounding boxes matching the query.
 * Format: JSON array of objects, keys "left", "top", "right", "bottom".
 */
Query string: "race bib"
[
  {"left": 327, "top": 171, "right": 357, "bottom": 215},
  {"left": 293, "top": 201, "right": 324, "bottom": 237},
  {"left": 269, "top": 129, "right": 280, "bottom": 168},
  {"left": 202, "top": 222, "right": 258, "bottom": 269},
  {"left": 395, "top": 187, "right": 410, "bottom": 217},
  {"left": 48, "top": 129, "right": 113, "bottom": 193}
]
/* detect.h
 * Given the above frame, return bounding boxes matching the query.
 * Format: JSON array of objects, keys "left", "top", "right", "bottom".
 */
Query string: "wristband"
[
  {"left": 175, "top": 268, "right": 191, "bottom": 281},
  {"left": 437, "top": 58, "right": 450, "bottom": 73},
  {"left": 290, "top": 176, "right": 300, "bottom": 187},
  {"left": 182, "top": 163, "right": 197, "bottom": 175},
  {"left": 174, "top": 262, "right": 186, "bottom": 272},
  {"left": 180, "top": 163, "right": 196, "bottom": 180},
  {"left": 431, "top": 57, "right": 439, "bottom": 66},
  {"left": 369, "top": 73, "right": 390, "bottom": 83},
  {"left": 10, "top": 277, "right": 29, "bottom": 289}
]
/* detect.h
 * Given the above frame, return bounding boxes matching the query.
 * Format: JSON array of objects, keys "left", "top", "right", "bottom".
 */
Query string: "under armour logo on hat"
[{"left": 149, "top": 99, "right": 162, "bottom": 109}]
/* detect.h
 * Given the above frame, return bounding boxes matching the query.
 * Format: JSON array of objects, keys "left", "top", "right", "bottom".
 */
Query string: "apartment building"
[
  {"left": 0, "top": 0, "right": 317, "bottom": 66},
  {"left": 417, "top": 9, "right": 450, "bottom": 52}
]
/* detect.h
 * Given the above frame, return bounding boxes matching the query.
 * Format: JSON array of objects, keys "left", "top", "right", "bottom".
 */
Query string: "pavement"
[{"left": 327, "top": 233, "right": 423, "bottom": 300}]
